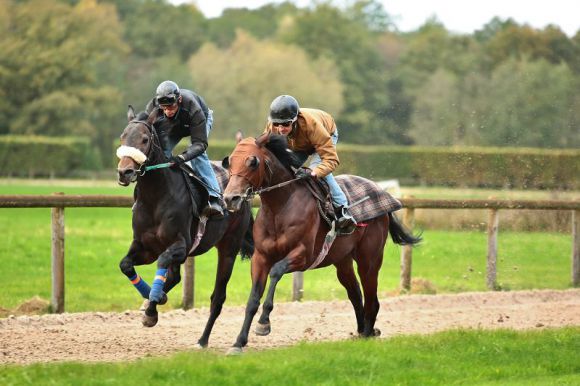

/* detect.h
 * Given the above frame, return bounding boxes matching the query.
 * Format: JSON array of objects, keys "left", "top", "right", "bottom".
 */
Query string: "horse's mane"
[{"left": 264, "top": 135, "right": 303, "bottom": 170}]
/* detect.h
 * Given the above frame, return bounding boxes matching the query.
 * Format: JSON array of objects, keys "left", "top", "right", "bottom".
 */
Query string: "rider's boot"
[
  {"left": 203, "top": 196, "right": 225, "bottom": 219},
  {"left": 335, "top": 205, "right": 356, "bottom": 233}
]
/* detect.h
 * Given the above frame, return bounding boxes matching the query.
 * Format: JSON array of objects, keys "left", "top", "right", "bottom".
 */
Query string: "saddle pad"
[
  {"left": 210, "top": 161, "right": 229, "bottom": 191},
  {"left": 336, "top": 175, "right": 402, "bottom": 223}
]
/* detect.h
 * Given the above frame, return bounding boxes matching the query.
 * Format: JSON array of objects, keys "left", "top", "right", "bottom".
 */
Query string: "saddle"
[
  {"left": 177, "top": 161, "right": 229, "bottom": 255},
  {"left": 301, "top": 176, "right": 343, "bottom": 231},
  {"left": 176, "top": 161, "right": 228, "bottom": 218},
  {"left": 302, "top": 173, "right": 403, "bottom": 231}
]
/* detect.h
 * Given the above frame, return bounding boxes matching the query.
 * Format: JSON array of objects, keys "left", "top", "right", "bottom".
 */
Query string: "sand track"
[{"left": 1, "top": 289, "right": 579, "bottom": 365}]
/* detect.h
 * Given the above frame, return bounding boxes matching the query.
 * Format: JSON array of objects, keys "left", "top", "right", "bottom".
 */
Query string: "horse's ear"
[
  {"left": 255, "top": 132, "right": 271, "bottom": 147},
  {"left": 147, "top": 109, "right": 159, "bottom": 125},
  {"left": 221, "top": 156, "right": 230, "bottom": 169},
  {"left": 127, "top": 105, "right": 136, "bottom": 122},
  {"left": 235, "top": 130, "right": 243, "bottom": 143}
]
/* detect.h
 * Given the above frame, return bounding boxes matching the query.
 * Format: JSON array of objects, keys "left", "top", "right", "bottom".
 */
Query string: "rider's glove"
[
  {"left": 295, "top": 168, "right": 314, "bottom": 180},
  {"left": 169, "top": 155, "right": 186, "bottom": 167}
]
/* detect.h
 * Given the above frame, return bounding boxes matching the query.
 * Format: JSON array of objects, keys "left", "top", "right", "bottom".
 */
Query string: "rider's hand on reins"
[
  {"left": 169, "top": 155, "right": 186, "bottom": 167},
  {"left": 295, "top": 168, "right": 314, "bottom": 180}
]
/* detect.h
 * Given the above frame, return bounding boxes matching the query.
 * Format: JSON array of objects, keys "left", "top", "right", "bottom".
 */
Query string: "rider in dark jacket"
[{"left": 146, "top": 80, "right": 224, "bottom": 218}]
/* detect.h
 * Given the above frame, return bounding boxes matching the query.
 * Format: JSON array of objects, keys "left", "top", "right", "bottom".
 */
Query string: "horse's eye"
[
  {"left": 222, "top": 156, "right": 230, "bottom": 169},
  {"left": 142, "top": 137, "right": 149, "bottom": 145},
  {"left": 246, "top": 156, "right": 260, "bottom": 169}
]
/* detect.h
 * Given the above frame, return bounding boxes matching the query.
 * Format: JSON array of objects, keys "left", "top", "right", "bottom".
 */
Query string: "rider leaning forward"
[
  {"left": 146, "top": 80, "right": 224, "bottom": 218},
  {"left": 264, "top": 95, "right": 356, "bottom": 232}
]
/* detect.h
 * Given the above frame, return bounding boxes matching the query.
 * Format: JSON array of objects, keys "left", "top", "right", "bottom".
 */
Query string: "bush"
[{"left": 0, "top": 135, "right": 100, "bottom": 178}]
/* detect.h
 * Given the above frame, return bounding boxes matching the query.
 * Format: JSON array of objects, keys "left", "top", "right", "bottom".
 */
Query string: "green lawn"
[
  {"left": 0, "top": 180, "right": 576, "bottom": 312},
  {"left": 1, "top": 328, "right": 578, "bottom": 385}
]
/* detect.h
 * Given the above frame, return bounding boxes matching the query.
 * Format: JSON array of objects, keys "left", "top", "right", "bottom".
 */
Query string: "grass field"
[
  {"left": 0, "top": 180, "right": 575, "bottom": 313},
  {"left": 1, "top": 180, "right": 578, "bottom": 383},
  {"left": 1, "top": 328, "right": 578, "bottom": 385}
]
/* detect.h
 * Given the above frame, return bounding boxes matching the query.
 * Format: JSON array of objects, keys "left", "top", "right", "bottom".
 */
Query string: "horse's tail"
[
  {"left": 388, "top": 212, "right": 422, "bottom": 246},
  {"left": 240, "top": 204, "right": 254, "bottom": 260}
]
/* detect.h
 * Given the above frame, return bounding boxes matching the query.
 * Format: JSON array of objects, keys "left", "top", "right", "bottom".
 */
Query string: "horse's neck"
[
  {"left": 135, "top": 169, "right": 177, "bottom": 205},
  {"left": 260, "top": 165, "right": 314, "bottom": 220}
]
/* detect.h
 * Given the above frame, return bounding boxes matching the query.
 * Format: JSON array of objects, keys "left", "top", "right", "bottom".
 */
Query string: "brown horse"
[
  {"left": 116, "top": 106, "right": 254, "bottom": 348},
  {"left": 222, "top": 134, "right": 421, "bottom": 353}
]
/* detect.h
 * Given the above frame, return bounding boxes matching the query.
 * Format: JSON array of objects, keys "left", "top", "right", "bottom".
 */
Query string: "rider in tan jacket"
[{"left": 264, "top": 95, "right": 356, "bottom": 232}]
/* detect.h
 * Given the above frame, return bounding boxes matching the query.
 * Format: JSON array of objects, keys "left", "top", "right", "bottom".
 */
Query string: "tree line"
[{"left": 1, "top": 0, "right": 578, "bottom": 167}]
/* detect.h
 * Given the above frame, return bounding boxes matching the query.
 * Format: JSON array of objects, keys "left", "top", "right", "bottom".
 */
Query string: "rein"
[{"left": 138, "top": 162, "right": 173, "bottom": 175}]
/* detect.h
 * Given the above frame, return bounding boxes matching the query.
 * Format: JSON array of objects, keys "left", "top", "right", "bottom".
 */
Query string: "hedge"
[
  {"left": 0, "top": 135, "right": 100, "bottom": 178},
  {"left": 206, "top": 141, "right": 579, "bottom": 190},
  {"left": 4, "top": 135, "right": 577, "bottom": 190}
]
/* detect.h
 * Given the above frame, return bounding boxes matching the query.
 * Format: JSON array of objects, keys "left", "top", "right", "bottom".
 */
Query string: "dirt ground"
[{"left": 1, "top": 289, "right": 579, "bottom": 365}]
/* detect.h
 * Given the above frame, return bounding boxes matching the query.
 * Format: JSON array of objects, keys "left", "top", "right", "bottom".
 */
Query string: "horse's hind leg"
[
  {"left": 256, "top": 258, "right": 290, "bottom": 336},
  {"left": 335, "top": 259, "right": 364, "bottom": 334},
  {"left": 196, "top": 246, "right": 237, "bottom": 348},
  {"left": 356, "top": 251, "right": 384, "bottom": 337}
]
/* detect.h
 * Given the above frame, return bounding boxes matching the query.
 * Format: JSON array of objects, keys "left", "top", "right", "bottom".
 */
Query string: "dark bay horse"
[
  {"left": 222, "top": 134, "right": 421, "bottom": 354},
  {"left": 116, "top": 106, "right": 254, "bottom": 348}
]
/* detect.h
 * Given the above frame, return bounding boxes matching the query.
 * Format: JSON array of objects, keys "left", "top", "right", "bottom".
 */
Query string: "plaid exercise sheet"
[{"left": 336, "top": 174, "right": 402, "bottom": 223}]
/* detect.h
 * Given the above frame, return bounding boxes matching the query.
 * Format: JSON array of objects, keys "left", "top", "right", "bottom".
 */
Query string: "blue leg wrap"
[
  {"left": 149, "top": 268, "right": 168, "bottom": 303},
  {"left": 129, "top": 274, "right": 151, "bottom": 299}
]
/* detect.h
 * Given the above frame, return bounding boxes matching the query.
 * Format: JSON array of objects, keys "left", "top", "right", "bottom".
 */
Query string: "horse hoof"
[
  {"left": 142, "top": 313, "right": 158, "bottom": 327},
  {"left": 255, "top": 322, "right": 271, "bottom": 336},
  {"left": 359, "top": 328, "right": 381, "bottom": 338},
  {"left": 193, "top": 343, "right": 205, "bottom": 350},
  {"left": 226, "top": 347, "right": 243, "bottom": 356},
  {"left": 158, "top": 293, "right": 168, "bottom": 305}
]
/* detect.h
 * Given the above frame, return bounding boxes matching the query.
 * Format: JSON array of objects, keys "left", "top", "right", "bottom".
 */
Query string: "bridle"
[
  {"left": 129, "top": 119, "right": 166, "bottom": 177},
  {"left": 229, "top": 141, "right": 302, "bottom": 201}
]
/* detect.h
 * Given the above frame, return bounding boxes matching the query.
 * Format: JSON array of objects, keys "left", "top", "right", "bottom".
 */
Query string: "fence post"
[
  {"left": 182, "top": 256, "right": 194, "bottom": 309},
  {"left": 400, "top": 198, "right": 415, "bottom": 292},
  {"left": 486, "top": 208, "right": 499, "bottom": 290},
  {"left": 51, "top": 192, "right": 65, "bottom": 313},
  {"left": 572, "top": 210, "right": 579, "bottom": 287},
  {"left": 292, "top": 271, "right": 303, "bottom": 301}
]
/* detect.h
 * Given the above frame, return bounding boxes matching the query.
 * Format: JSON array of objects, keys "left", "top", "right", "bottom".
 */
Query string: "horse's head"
[
  {"left": 222, "top": 133, "right": 300, "bottom": 211},
  {"left": 222, "top": 134, "right": 270, "bottom": 211},
  {"left": 116, "top": 106, "right": 160, "bottom": 186}
]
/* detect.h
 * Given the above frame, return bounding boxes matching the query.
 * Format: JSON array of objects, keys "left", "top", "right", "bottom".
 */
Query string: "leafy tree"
[
  {"left": 281, "top": 1, "right": 407, "bottom": 144},
  {"left": 207, "top": 2, "right": 299, "bottom": 48},
  {"left": 477, "top": 58, "right": 578, "bottom": 148},
  {"left": 121, "top": 0, "right": 207, "bottom": 60},
  {"left": 187, "top": 31, "right": 343, "bottom": 140},
  {"left": 0, "top": 0, "right": 128, "bottom": 163}
]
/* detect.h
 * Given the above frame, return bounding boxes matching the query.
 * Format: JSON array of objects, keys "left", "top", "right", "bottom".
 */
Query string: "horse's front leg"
[
  {"left": 227, "top": 254, "right": 271, "bottom": 355},
  {"left": 255, "top": 258, "right": 290, "bottom": 336},
  {"left": 119, "top": 240, "right": 152, "bottom": 300},
  {"left": 143, "top": 236, "right": 187, "bottom": 328}
]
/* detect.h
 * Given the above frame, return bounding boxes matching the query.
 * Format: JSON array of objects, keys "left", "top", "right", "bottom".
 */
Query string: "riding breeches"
[{"left": 295, "top": 129, "right": 348, "bottom": 208}]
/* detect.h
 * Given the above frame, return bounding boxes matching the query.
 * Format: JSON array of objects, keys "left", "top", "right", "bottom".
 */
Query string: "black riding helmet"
[
  {"left": 156, "top": 80, "right": 180, "bottom": 105},
  {"left": 269, "top": 95, "right": 299, "bottom": 123}
]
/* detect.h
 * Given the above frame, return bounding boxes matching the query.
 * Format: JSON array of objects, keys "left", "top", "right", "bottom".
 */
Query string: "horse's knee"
[{"left": 119, "top": 257, "right": 135, "bottom": 277}]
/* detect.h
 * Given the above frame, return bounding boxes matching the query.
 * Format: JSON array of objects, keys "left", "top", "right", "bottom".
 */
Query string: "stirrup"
[
  {"left": 336, "top": 206, "right": 356, "bottom": 233},
  {"left": 203, "top": 198, "right": 224, "bottom": 219}
]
